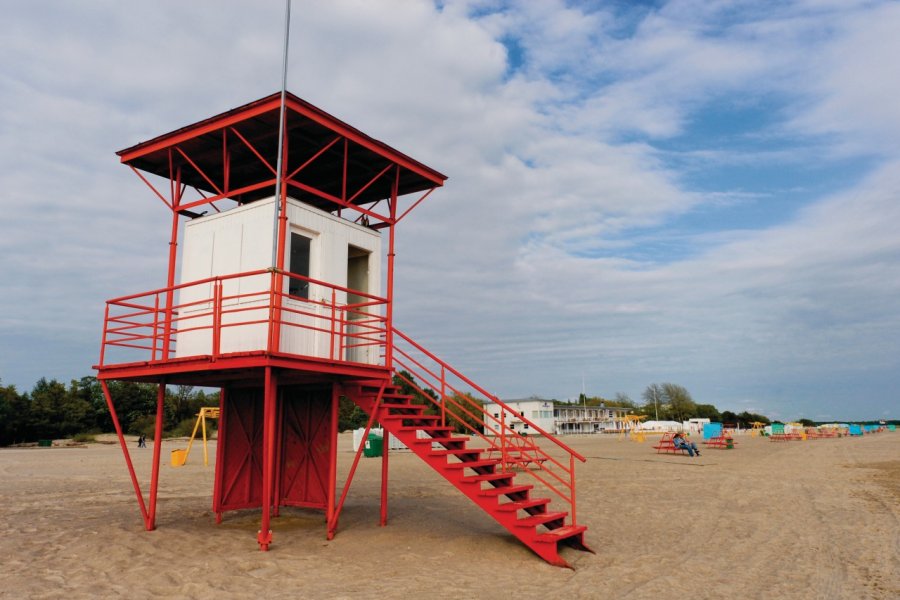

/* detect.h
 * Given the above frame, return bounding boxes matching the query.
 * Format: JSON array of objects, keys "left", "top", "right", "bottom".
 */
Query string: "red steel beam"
[
  {"left": 146, "top": 381, "right": 166, "bottom": 529},
  {"left": 175, "top": 146, "right": 224, "bottom": 198},
  {"left": 327, "top": 381, "right": 386, "bottom": 539},
  {"left": 258, "top": 366, "right": 277, "bottom": 550},
  {"left": 99, "top": 380, "right": 150, "bottom": 526},
  {"left": 118, "top": 99, "right": 281, "bottom": 163}
]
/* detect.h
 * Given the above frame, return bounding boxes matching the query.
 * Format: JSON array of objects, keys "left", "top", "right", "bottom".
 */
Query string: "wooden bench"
[
  {"left": 652, "top": 432, "right": 691, "bottom": 455},
  {"left": 702, "top": 435, "right": 736, "bottom": 449}
]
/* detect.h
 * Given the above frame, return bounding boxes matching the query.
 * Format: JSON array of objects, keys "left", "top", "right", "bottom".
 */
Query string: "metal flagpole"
[{"left": 271, "top": 0, "right": 292, "bottom": 268}]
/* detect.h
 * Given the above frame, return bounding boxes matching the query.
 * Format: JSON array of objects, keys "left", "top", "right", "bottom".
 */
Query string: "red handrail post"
[
  {"left": 151, "top": 294, "right": 160, "bottom": 361},
  {"left": 212, "top": 279, "right": 222, "bottom": 358},
  {"left": 570, "top": 453, "right": 577, "bottom": 526},
  {"left": 329, "top": 289, "right": 337, "bottom": 360},
  {"left": 500, "top": 409, "right": 507, "bottom": 473},
  {"left": 99, "top": 303, "right": 111, "bottom": 366},
  {"left": 266, "top": 270, "right": 277, "bottom": 353},
  {"left": 440, "top": 365, "right": 447, "bottom": 428}
]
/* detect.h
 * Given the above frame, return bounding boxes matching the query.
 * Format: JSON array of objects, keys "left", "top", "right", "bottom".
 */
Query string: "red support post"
[
  {"left": 326, "top": 383, "right": 340, "bottom": 535},
  {"left": 147, "top": 381, "right": 166, "bottom": 530},
  {"left": 161, "top": 168, "right": 181, "bottom": 360},
  {"left": 222, "top": 129, "right": 230, "bottom": 193},
  {"left": 271, "top": 122, "right": 290, "bottom": 354},
  {"left": 380, "top": 429, "right": 389, "bottom": 527},
  {"left": 213, "top": 388, "right": 226, "bottom": 524},
  {"left": 99, "top": 380, "right": 150, "bottom": 525},
  {"left": 384, "top": 168, "right": 399, "bottom": 369},
  {"left": 273, "top": 390, "right": 284, "bottom": 518},
  {"left": 327, "top": 382, "right": 386, "bottom": 539},
  {"left": 258, "top": 367, "right": 277, "bottom": 550}
]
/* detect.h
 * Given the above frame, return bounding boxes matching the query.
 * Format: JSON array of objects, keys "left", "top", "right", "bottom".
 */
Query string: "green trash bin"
[
  {"left": 38, "top": 439, "right": 53, "bottom": 447},
  {"left": 725, "top": 437, "right": 734, "bottom": 449},
  {"left": 364, "top": 433, "right": 383, "bottom": 458}
]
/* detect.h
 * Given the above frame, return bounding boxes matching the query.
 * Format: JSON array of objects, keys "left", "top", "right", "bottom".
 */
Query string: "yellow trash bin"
[{"left": 170, "top": 449, "right": 187, "bottom": 467}]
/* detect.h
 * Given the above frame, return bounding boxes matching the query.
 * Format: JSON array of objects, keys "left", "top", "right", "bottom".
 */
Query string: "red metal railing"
[
  {"left": 98, "top": 269, "right": 388, "bottom": 367},
  {"left": 390, "top": 328, "right": 587, "bottom": 526},
  {"left": 99, "top": 271, "right": 585, "bottom": 524}
]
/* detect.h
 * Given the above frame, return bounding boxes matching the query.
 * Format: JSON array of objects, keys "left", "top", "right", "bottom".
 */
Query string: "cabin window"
[{"left": 289, "top": 233, "right": 311, "bottom": 298}]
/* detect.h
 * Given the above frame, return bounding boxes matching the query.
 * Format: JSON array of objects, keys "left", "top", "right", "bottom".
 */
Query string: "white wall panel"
[{"left": 175, "top": 196, "right": 382, "bottom": 363}]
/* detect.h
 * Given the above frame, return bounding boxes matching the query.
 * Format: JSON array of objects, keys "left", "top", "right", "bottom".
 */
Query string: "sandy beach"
[{"left": 1, "top": 431, "right": 897, "bottom": 599}]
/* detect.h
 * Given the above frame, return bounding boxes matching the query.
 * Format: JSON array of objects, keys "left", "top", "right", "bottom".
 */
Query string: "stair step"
[
  {"left": 479, "top": 484, "right": 533, "bottom": 497},
  {"left": 515, "top": 511, "right": 568, "bottom": 528},
  {"left": 496, "top": 498, "right": 550, "bottom": 512},
  {"left": 460, "top": 472, "right": 514, "bottom": 485},
  {"left": 356, "top": 390, "right": 415, "bottom": 402},
  {"left": 444, "top": 459, "right": 499, "bottom": 470},
  {"left": 533, "top": 525, "right": 588, "bottom": 543},
  {"left": 381, "top": 403, "right": 425, "bottom": 413},
  {"left": 431, "top": 448, "right": 482, "bottom": 457},
  {"left": 413, "top": 436, "right": 469, "bottom": 446},
  {"left": 383, "top": 414, "right": 441, "bottom": 423},
  {"left": 399, "top": 425, "right": 452, "bottom": 434}
]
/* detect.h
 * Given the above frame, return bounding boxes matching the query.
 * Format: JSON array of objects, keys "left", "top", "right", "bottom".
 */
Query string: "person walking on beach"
[
  {"left": 673, "top": 432, "right": 700, "bottom": 457},
  {"left": 137, "top": 435, "right": 146, "bottom": 448}
]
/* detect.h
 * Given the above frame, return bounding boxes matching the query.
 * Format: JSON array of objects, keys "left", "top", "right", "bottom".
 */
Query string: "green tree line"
[
  {"left": 560, "top": 383, "right": 773, "bottom": 429},
  {"left": 0, "top": 377, "right": 215, "bottom": 446}
]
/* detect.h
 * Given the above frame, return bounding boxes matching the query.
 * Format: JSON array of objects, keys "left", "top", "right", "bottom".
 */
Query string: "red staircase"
[{"left": 346, "top": 379, "right": 592, "bottom": 568}]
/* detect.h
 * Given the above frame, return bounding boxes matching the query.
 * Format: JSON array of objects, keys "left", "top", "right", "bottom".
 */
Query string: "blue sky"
[{"left": 1, "top": 0, "right": 899, "bottom": 422}]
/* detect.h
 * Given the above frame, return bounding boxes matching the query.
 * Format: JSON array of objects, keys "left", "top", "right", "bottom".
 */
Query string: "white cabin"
[{"left": 175, "top": 196, "right": 382, "bottom": 364}]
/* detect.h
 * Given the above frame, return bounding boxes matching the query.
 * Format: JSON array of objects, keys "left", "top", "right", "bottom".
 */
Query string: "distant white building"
[
  {"left": 482, "top": 398, "right": 556, "bottom": 435},
  {"left": 554, "top": 404, "right": 631, "bottom": 434},
  {"left": 481, "top": 398, "right": 631, "bottom": 436},
  {"left": 639, "top": 420, "right": 684, "bottom": 432}
]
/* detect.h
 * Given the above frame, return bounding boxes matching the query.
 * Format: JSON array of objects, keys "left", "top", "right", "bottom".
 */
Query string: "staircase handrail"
[
  {"left": 392, "top": 327, "right": 585, "bottom": 463},
  {"left": 390, "top": 368, "right": 578, "bottom": 505}
]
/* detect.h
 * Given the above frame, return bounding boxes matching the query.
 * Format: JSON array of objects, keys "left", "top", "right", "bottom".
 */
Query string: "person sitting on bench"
[{"left": 672, "top": 432, "right": 700, "bottom": 457}]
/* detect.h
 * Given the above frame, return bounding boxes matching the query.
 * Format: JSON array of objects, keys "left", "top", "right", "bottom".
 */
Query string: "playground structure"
[
  {"left": 171, "top": 407, "right": 220, "bottom": 467},
  {"left": 619, "top": 415, "right": 646, "bottom": 442},
  {"left": 94, "top": 92, "right": 590, "bottom": 567}
]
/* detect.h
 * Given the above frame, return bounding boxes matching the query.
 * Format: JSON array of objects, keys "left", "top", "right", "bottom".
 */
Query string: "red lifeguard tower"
[{"left": 96, "top": 92, "right": 590, "bottom": 567}]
